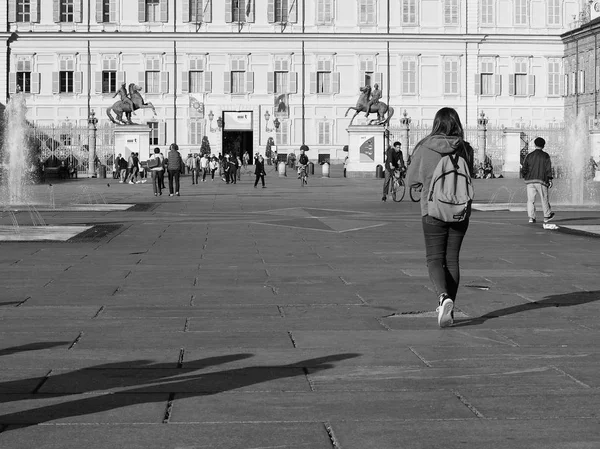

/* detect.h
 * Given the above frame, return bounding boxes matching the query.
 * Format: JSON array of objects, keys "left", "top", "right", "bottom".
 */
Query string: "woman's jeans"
[
  {"left": 168, "top": 170, "right": 180, "bottom": 194},
  {"left": 151, "top": 170, "right": 163, "bottom": 195},
  {"left": 422, "top": 215, "right": 469, "bottom": 301}
]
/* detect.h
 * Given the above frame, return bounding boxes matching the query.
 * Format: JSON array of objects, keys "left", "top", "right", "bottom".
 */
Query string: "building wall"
[{"left": 3, "top": 0, "right": 585, "bottom": 158}]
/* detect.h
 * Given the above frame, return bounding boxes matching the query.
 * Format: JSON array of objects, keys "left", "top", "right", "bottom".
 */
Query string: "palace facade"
[{"left": 0, "top": 0, "right": 595, "bottom": 160}]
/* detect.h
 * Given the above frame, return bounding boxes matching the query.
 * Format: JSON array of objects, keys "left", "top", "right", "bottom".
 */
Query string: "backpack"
[
  {"left": 147, "top": 156, "right": 160, "bottom": 169},
  {"left": 427, "top": 152, "right": 474, "bottom": 222}
]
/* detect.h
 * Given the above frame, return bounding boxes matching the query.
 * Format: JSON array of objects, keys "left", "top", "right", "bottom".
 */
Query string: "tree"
[{"left": 200, "top": 136, "right": 211, "bottom": 156}]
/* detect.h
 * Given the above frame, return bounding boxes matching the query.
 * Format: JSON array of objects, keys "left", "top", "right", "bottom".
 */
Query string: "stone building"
[{"left": 0, "top": 0, "right": 589, "bottom": 160}]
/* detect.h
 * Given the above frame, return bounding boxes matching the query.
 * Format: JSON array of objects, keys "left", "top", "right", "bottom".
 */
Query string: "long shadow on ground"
[{"left": 452, "top": 290, "right": 600, "bottom": 328}]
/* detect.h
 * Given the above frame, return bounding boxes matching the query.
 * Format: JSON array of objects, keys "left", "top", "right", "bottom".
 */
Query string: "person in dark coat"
[
  {"left": 166, "top": 143, "right": 185, "bottom": 196},
  {"left": 254, "top": 155, "right": 266, "bottom": 188}
]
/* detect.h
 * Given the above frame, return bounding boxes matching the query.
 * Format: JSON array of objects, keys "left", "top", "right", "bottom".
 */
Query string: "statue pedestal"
[
  {"left": 345, "top": 125, "right": 386, "bottom": 178},
  {"left": 114, "top": 125, "right": 151, "bottom": 162},
  {"left": 501, "top": 128, "right": 523, "bottom": 178}
]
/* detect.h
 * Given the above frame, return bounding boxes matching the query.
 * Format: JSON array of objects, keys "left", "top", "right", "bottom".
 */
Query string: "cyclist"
[
  {"left": 382, "top": 141, "right": 405, "bottom": 202},
  {"left": 297, "top": 148, "right": 309, "bottom": 181}
]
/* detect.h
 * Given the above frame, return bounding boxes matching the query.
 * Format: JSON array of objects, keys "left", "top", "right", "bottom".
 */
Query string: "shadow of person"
[
  {"left": 452, "top": 290, "right": 600, "bottom": 328},
  {"left": 0, "top": 353, "right": 360, "bottom": 431},
  {"left": 0, "top": 342, "right": 71, "bottom": 357}
]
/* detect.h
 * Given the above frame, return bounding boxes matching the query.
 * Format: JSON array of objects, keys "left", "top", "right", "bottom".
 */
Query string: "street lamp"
[
  {"left": 273, "top": 117, "right": 280, "bottom": 130},
  {"left": 208, "top": 110, "right": 222, "bottom": 132},
  {"left": 264, "top": 110, "right": 274, "bottom": 132}
]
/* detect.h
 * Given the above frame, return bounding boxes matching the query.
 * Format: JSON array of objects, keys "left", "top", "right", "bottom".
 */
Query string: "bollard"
[
  {"left": 308, "top": 161, "right": 314, "bottom": 175},
  {"left": 278, "top": 161, "right": 287, "bottom": 177},
  {"left": 375, "top": 164, "right": 384, "bottom": 178},
  {"left": 322, "top": 162, "right": 330, "bottom": 178},
  {"left": 99, "top": 165, "right": 107, "bottom": 179}
]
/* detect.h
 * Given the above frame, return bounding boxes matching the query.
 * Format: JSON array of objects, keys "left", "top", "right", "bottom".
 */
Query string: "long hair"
[{"left": 428, "top": 107, "right": 464, "bottom": 139}]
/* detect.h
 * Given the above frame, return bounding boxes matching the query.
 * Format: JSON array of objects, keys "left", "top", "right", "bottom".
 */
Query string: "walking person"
[
  {"left": 522, "top": 137, "right": 555, "bottom": 224},
  {"left": 243, "top": 151, "right": 250, "bottom": 169},
  {"left": 149, "top": 147, "right": 164, "bottom": 196},
  {"left": 222, "top": 154, "right": 231, "bottom": 183},
  {"left": 200, "top": 153, "right": 210, "bottom": 182},
  {"left": 254, "top": 154, "right": 266, "bottom": 188},
  {"left": 406, "top": 107, "right": 474, "bottom": 328},
  {"left": 166, "top": 143, "right": 184, "bottom": 197},
  {"left": 210, "top": 156, "right": 218, "bottom": 181},
  {"left": 237, "top": 155, "right": 243, "bottom": 181},
  {"left": 382, "top": 141, "right": 405, "bottom": 202}
]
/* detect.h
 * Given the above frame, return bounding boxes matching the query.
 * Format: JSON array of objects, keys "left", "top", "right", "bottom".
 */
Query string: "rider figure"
[
  {"left": 114, "top": 83, "right": 134, "bottom": 112},
  {"left": 297, "top": 149, "right": 309, "bottom": 179},
  {"left": 382, "top": 141, "right": 406, "bottom": 202},
  {"left": 365, "top": 83, "right": 381, "bottom": 119}
]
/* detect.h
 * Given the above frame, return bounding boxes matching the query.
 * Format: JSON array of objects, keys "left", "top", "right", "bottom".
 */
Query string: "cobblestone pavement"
[{"left": 1, "top": 167, "right": 600, "bottom": 448}]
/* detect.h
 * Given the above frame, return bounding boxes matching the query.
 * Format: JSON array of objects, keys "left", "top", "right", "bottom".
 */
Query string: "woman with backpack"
[{"left": 406, "top": 107, "right": 474, "bottom": 328}]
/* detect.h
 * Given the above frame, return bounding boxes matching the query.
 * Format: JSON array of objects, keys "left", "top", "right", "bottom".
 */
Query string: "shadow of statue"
[
  {"left": 0, "top": 352, "right": 360, "bottom": 431},
  {"left": 0, "top": 342, "right": 70, "bottom": 357},
  {"left": 452, "top": 290, "right": 600, "bottom": 328}
]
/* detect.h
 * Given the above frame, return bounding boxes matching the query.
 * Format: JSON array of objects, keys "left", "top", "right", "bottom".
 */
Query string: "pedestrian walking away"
[
  {"left": 166, "top": 143, "right": 185, "bottom": 196},
  {"left": 522, "top": 137, "right": 555, "bottom": 224},
  {"left": 406, "top": 107, "right": 474, "bottom": 328},
  {"left": 254, "top": 155, "right": 266, "bottom": 188},
  {"left": 200, "top": 154, "right": 210, "bottom": 182},
  {"left": 382, "top": 141, "right": 405, "bottom": 201},
  {"left": 149, "top": 147, "right": 165, "bottom": 196}
]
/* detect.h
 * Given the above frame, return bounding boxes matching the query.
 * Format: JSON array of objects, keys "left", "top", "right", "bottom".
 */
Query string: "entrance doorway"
[{"left": 222, "top": 130, "right": 253, "bottom": 162}]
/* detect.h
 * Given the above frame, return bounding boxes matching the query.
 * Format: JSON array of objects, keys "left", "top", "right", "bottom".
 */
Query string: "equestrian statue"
[
  {"left": 345, "top": 84, "right": 394, "bottom": 126},
  {"left": 106, "top": 83, "right": 157, "bottom": 125}
]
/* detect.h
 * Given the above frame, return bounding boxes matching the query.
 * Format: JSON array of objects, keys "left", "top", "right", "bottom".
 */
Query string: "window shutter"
[
  {"left": 110, "top": 0, "right": 118, "bottom": 22},
  {"left": 96, "top": 0, "right": 103, "bottom": 22},
  {"left": 117, "top": 71, "right": 125, "bottom": 86},
  {"left": 493, "top": 74, "right": 501, "bottom": 96},
  {"left": 160, "top": 0, "right": 168, "bottom": 22},
  {"left": 53, "top": 0, "right": 60, "bottom": 22},
  {"left": 246, "top": 72, "right": 254, "bottom": 93},
  {"left": 247, "top": 0, "right": 255, "bottom": 22},
  {"left": 181, "top": 71, "right": 189, "bottom": 93},
  {"left": 95, "top": 71, "right": 102, "bottom": 93},
  {"left": 267, "top": 72, "right": 275, "bottom": 94},
  {"left": 159, "top": 122, "right": 167, "bottom": 145},
  {"left": 508, "top": 74, "right": 515, "bottom": 96},
  {"left": 138, "top": 71, "right": 145, "bottom": 92},
  {"left": 9, "top": 73, "right": 17, "bottom": 94},
  {"left": 204, "top": 0, "right": 212, "bottom": 21},
  {"left": 138, "top": 0, "right": 146, "bottom": 22},
  {"left": 474, "top": 73, "right": 480, "bottom": 95},
  {"left": 160, "top": 72, "right": 169, "bottom": 93},
  {"left": 204, "top": 71, "right": 212, "bottom": 92},
  {"left": 31, "top": 0, "right": 40, "bottom": 22},
  {"left": 182, "top": 0, "right": 190, "bottom": 22},
  {"left": 289, "top": 72, "right": 297, "bottom": 93},
  {"left": 268, "top": 0, "right": 275, "bottom": 22},
  {"left": 225, "top": 0, "right": 232, "bottom": 22},
  {"left": 31, "top": 73, "right": 40, "bottom": 94},
  {"left": 560, "top": 74, "right": 566, "bottom": 96},
  {"left": 52, "top": 72, "right": 60, "bottom": 93},
  {"left": 374, "top": 72, "right": 383, "bottom": 87},
  {"left": 224, "top": 71, "right": 231, "bottom": 93},
  {"left": 289, "top": 0, "right": 297, "bottom": 22},
  {"left": 527, "top": 74, "right": 535, "bottom": 96},
  {"left": 74, "top": 0, "right": 83, "bottom": 22},
  {"left": 310, "top": 72, "right": 317, "bottom": 93},
  {"left": 332, "top": 72, "right": 340, "bottom": 94},
  {"left": 74, "top": 72, "right": 83, "bottom": 93},
  {"left": 8, "top": 0, "right": 16, "bottom": 22}
]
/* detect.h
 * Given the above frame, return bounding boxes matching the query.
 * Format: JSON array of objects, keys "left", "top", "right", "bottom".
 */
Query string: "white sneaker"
[
  {"left": 129, "top": 181, "right": 134, "bottom": 184},
  {"left": 436, "top": 294, "right": 454, "bottom": 328}
]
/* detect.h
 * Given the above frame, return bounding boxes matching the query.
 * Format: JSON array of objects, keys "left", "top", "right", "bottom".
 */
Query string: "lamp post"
[
  {"left": 477, "top": 111, "right": 489, "bottom": 165},
  {"left": 208, "top": 110, "right": 222, "bottom": 133},
  {"left": 88, "top": 110, "right": 98, "bottom": 178},
  {"left": 273, "top": 117, "right": 280, "bottom": 130},
  {"left": 400, "top": 110, "right": 411, "bottom": 159},
  {"left": 264, "top": 110, "right": 273, "bottom": 132}
]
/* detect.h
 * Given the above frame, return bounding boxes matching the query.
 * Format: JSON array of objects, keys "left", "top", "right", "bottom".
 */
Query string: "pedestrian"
[
  {"left": 254, "top": 154, "right": 266, "bottom": 188},
  {"left": 149, "top": 147, "right": 164, "bottom": 196},
  {"left": 222, "top": 153, "right": 232, "bottom": 183},
  {"left": 522, "top": 137, "right": 555, "bottom": 224},
  {"left": 118, "top": 154, "right": 128, "bottom": 182},
  {"left": 343, "top": 155, "right": 349, "bottom": 178},
  {"left": 191, "top": 153, "right": 200, "bottom": 185},
  {"left": 210, "top": 156, "right": 218, "bottom": 181},
  {"left": 200, "top": 153, "right": 210, "bottom": 182},
  {"left": 166, "top": 143, "right": 185, "bottom": 196},
  {"left": 126, "top": 153, "right": 135, "bottom": 183},
  {"left": 237, "top": 155, "right": 243, "bottom": 180},
  {"left": 382, "top": 141, "right": 405, "bottom": 201},
  {"left": 243, "top": 151, "right": 250, "bottom": 169},
  {"left": 406, "top": 107, "right": 474, "bottom": 328},
  {"left": 131, "top": 152, "right": 140, "bottom": 184}
]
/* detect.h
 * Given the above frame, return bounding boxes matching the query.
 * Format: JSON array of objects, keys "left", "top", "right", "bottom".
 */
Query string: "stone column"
[
  {"left": 502, "top": 128, "right": 523, "bottom": 178},
  {"left": 399, "top": 110, "right": 411, "bottom": 159},
  {"left": 477, "top": 111, "right": 488, "bottom": 164},
  {"left": 88, "top": 111, "right": 98, "bottom": 178}
]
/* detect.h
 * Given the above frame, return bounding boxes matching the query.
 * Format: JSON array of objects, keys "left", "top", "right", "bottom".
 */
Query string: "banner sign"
[
  {"left": 359, "top": 136, "right": 375, "bottom": 161},
  {"left": 224, "top": 111, "right": 252, "bottom": 131},
  {"left": 274, "top": 94, "right": 289, "bottom": 119}
]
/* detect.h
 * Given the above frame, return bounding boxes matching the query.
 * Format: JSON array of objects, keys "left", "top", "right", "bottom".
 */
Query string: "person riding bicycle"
[
  {"left": 297, "top": 149, "right": 309, "bottom": 179},
  {"left": 382, "top": 141, "right": 406, "bottom": 202}
]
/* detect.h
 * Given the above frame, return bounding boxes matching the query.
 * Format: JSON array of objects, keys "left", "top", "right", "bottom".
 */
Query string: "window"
[
  {"left": 16, "top": 0, "right": 31, "bottom": 22},
  {"left": 60, "top": 0, "right": 74, "bottom": 22},
  {"left": 479, "top": 60, "right": 494, "bottom": 95},
  {"left": 60, "top": 71, "right": 74, "bottom": 93},
  {"left": 401, "top": 0, "right": 417, "bottom": 25},
  {"left": 146, "top": 0, "right": 160, "bottom": 22},
  {"left": 401, "top": 59, "right": 416, "bottom": 95},
  {"left": 276, "top": 122, "right": 288, "bottom": 145},
  {"left": 514, "top": 0, "right": 528, "bottom": 25},
  {"left": 514, "top": 60, "right": 527, "bottom": 96},
  {"left": 146, "top": 71, "right": 160, "bottom": 93},
  {"left": 102, "top": 72, "right": 116, "bottom": 93},
  {"left": 275, "top": 0, "right": 288, "bottom": 22},
  {"left": 316, "top": 0, "right": 332, "bottom": 24},
  {"left": 444, "top": 58, "right": 459, "bottom": 95},
  {"left": 233, "top": 0, "right": 246, "bottom": 22},
  {"left": 547, "top": 59, "right": 561, "bottom": 97},
  {"left": 318, "top": 121, "right": 331, "bottom": 145},
  {"left": 444, "top": 0, "right": 459, "bottom": 25},
  {"left": 274, "top": 71, "right": 288, "bottom": 94},
  {"left": 148, "top": 122, "right": 159, "bottom": 145},
  {"left": 578, "top": 70, "right": 585, "bottom": 94},
  {"left": 16, "top": 72, "right": 31, "bottom": 93},
  {"left": 190, "top": 71, "right": 203, "bottom": 93},
  {"left": 359, "top": 0, "right": 375, "bottom": 25},
  {"left": 317, "top": 72, "right": 331, "bottom": 94},
  {"left": 231, "top": 71, "right": 245, "bottom": 94},
  {"left": 189, "top": 120, "right": 204, "bottom": 145},
  {"left": 189, "top": 0, "right": 205, "bottom": 22},
  {"left": 480, "top": 0, "right": 494, "bottom": 25},
  {"left": 547, "top": 0, "right": 560, "bottom": 25}
]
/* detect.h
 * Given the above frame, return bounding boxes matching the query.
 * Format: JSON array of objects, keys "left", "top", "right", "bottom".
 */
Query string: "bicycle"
[
  {"left": 409, "top": 182, "right": 423, "bottom": 202},
  {"left": 391, "top": 170, "right": 406, "bottom": 202},
  {"left": 299, "top": 165, "right": 308, "bottom": 186}
]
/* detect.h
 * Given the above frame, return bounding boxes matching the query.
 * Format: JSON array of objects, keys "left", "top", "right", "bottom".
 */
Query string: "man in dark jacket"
[
  {"left": 522, "top": 137, "right": 554, "bottom": 223},
  {"left": 382, "top": 141, "right": 405, "bottom": 202},
  {"left": 166, "top": 143, "right": 184, "bottom": 196}
]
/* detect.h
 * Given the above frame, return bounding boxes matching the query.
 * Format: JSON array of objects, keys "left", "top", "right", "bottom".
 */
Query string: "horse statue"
[
  {"left": 345, "top": 85, "right": 394, "bottom": 126},
  {"left": 106, "top": 83, "right": 156, "bottom": 125}
]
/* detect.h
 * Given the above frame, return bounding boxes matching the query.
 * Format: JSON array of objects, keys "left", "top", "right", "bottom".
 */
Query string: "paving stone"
[
  {"left": 0, "top": 318, "right": 186, "bottom": 332},
  {"left": 98, "top": 305, "right": 281, "bottom": 318},
  {"left": 186, "top": 316, "right": 385, "bottom": 331},
  {"left": 0, "top": 306, "right": 103, "bottom": 319}
]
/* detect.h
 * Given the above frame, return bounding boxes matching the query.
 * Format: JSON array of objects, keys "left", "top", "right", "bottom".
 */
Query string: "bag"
[
  {"left": 147, "top": 157, "right": 160, "bottom": 169},
  {"left": 427, "top": 153, "right": 474, "bottom": 222}
]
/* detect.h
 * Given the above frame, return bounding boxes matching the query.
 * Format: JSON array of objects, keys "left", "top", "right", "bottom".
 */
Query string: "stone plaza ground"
[{"left": 1, "top": 164, "right": 600, "bottom": 448}]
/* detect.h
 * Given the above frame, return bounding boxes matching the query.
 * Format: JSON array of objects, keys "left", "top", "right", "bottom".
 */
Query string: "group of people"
[{"left": 115, "top": 152, "right": 147, "bottom": 185}]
